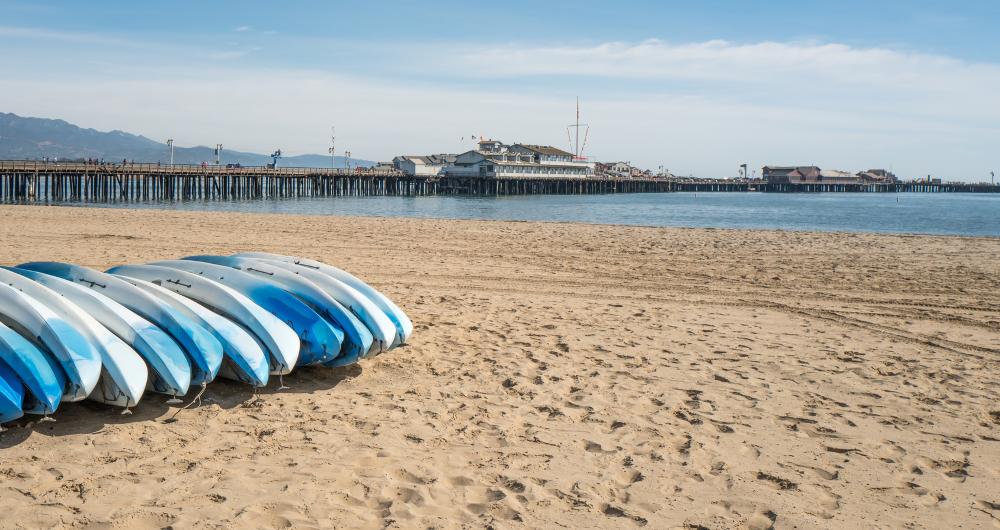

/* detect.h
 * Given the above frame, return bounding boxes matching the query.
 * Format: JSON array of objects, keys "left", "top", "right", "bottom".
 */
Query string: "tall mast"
[
  {"left": 575, "top": 97, "right": 580, "bottom": 158},
  {"left": 567, "top": 96, "right": 588, "bottom": 160}
]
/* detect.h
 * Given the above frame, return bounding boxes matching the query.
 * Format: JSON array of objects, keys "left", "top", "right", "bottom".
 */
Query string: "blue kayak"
[
  {"left": 123, "top": 276, "right": 269, "bottom": 388},
  {"left": 0, "top": 321, "right": 63, "bottom": 415},
  {"left": 237, "top": 252, "right": 412, "bottom": 346},
  {"left": 21, "top": 269, "right": 191, "bottom": 399},
  {"left": 108, "top": 264, "right": 299, "bottom": 376},
  {"left": 18, "top": 262, "right": 222, "bottom": 386},
  {"left": 0, "top": 282, "right": 101, "bottom": 401},
  {"left": 150, "top": 260, "right": 345, "bottom": 367},
  {"left": 233, "top": 253, "right": 398, "bottom": 354},
  {"left": 0, "top": 361, "right": 25, "bottom": 423},
  {"left": 185, "top": 255, "right": 372, "bottom": 365},
  {"left": 2, "top": 267, "right": 148, "bottom": 409}
]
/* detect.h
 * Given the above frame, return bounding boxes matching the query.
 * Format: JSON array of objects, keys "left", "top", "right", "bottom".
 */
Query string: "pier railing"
[{"left": 0, "top": 160, "right": 404, "bottom": 177}]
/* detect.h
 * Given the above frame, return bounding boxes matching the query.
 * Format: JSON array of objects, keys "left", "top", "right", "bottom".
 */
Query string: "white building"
[
  {"left": 392, "top": 154, "right": 457, "bottom": 177},
  {"left": 445, "top": 140, "right": 594, "bottom": 179}
]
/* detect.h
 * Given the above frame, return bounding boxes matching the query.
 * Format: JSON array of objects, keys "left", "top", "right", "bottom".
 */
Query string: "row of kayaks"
[{"left": 0, "top": 252, "right": 413, "bottom": 423}]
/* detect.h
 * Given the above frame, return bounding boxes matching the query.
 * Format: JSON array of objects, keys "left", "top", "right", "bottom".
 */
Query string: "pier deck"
[
  {"left": 0, "top": 161, "right": 670, "bottom": 202},
  {"left": 0, "top": 161, "right": 995, "bottom": 203}
]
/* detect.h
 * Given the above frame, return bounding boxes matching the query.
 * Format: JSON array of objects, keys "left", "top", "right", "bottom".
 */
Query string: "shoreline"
[
  {"left": 4, "top": 200, "right": 999, "bottom": 240},
  {"left": 0, "top": 204, "right": 997, "bottom": 528}
]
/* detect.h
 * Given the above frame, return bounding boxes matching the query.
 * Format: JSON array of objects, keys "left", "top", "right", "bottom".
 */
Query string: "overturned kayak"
[
  {"left": 109, "top": 264, "right": 299, "bottom": 375},
  {"left": 18, "top": 262, "right": 222, "bottom": 387},
  {"left": 0, "top": 279, "right": 101, "bottom": 402},
  {"left": 22, "top": 269, "right": 191, "bottom": 399},
  {"left": 237, "top": 252, "right": 413, "bottom": 346},
  {"left": 234, "top": 253, "right": 398, "bottom": 354},
  {"left": 0, "top": 361, "right": 25, "bottom": 424},
  {"left": 123, "top": 276, "right": 269, "bottom": 387},
  {"left": 0, "top": 321, "right": 62, "bottom": 416},
  {"left": 3, "top": 267, "right": 148, "bottom": 408},
  {"left": 184, "top": 255, "right": 373, "bottom": 365},
  {"left": 152, "top": 259, "right": 344, "bottom": 366}
]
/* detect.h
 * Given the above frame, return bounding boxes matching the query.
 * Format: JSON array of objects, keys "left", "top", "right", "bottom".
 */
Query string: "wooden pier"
[
  {"left": 670, "top": 180, "right": 1000, "bottom": 193},
  {"left": 1, "top": 162, "right": 996, "bottom": 204},
  {"left": 0, "top": 161, "right": 671, "bottom": 203}
]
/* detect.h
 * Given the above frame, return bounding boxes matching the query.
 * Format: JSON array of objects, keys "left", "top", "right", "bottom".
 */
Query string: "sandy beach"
[{"left": 0, "top": 204, "right": 997, "bottom": 529}]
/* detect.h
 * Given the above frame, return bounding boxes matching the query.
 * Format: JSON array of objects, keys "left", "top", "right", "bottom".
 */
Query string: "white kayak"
[
  {"left": 108, "top": 264, "right": 299, "bottom": 375},
  {"left": 148, "top": 260, "right": 343, "bottom": 366},
  {"left": 1, "top": 267, "right": 147, "bottom": 408},
  {"left": 184, "top": 255, "right": 373, "bottom": 364},
  {"left": 20, "top": 269, "right": 191, "bottom": 399},
  {"left": 233, "top": 253, "right": 400, "bottom": 353},
  {"left": 17, "top": 262, "right": 223, "bottom": 386},
  {"left": 122, "top": 276, "right": 270, "bottom": 387},
  {"left": 0, "top": 281, "right": 101, "bottom": 402},
  {"left": 236, "top": 252, "right": 413, "bottom": 346}
]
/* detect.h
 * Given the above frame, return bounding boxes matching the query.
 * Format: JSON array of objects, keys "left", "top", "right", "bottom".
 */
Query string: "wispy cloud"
[
  {"left": 206, "top": 45, "right": 262, "bottom": 60},
  {"left": 453, "top": 39, "right": 1000, "bottom": 92},
  {"left": 0, "top": 25, "right": 135, "bottom": 46},
  {"left": 234, "top": 25, "right": 251, "bottom": 32},
  {"left": 208, "top": 50, "right": 249, "bottom": 60},
  {"left": 430, "top": 39, "right": 1000, "bottom": 126}
]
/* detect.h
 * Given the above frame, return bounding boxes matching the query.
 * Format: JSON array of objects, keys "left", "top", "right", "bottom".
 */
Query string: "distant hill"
[{"left": 0, "top": 112, "right": 374, "bottom": 168}]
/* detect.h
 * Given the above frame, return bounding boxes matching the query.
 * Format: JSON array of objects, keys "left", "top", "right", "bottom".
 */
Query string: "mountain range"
[{"left": 0, "top": 113, "right": 374, "bottom": 168}]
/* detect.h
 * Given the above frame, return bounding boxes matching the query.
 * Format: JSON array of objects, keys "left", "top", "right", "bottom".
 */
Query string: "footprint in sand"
[
  {"left": 448, "top": 476, "right": 475, "bottom": 487},
  {"left": 389, "top": 468, "right": 433, "bottom": 485},
  {"left": 615, "top": 470, "right": 644, "bottom": 486},
  {"left": 747, "top": 510, "right": 778, "bottom": 530},
  {"left": 584, "top": 440, "right": 615, "bottom": 453},
  {"left": 600, "top": 503, "right": 648, "bottom": 526},
  {"left": 500, "top": 477, "right": 527, "bottom": 494},
  {"left": 803, "top": 483, "right": 842, "bottom": 511}
]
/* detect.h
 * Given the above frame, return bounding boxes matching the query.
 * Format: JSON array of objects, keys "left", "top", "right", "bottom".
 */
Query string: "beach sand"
[{"left": 0, "top": 204, "right": 998, "bottom": 529}]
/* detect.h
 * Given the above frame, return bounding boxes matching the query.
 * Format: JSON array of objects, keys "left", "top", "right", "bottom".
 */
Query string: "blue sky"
[{"left": 1, "top": 0, "right": 998, "bottom": 178}]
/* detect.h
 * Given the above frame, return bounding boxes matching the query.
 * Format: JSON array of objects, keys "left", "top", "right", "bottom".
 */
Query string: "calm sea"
[{"left": 53, "top": 192, "right": 1000, "bottom": 237}]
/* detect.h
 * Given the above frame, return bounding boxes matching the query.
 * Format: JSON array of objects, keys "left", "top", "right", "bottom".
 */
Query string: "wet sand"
[{"left": 0, "top": 204, "right": 998, "bottom": 529}]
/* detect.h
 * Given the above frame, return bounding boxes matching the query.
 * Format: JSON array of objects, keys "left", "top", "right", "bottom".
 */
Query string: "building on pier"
[
  {"left": 763, "top": 166, "right": 858, "bottom": 185},
  {"left": 596, "top": 161, "right": 651, "bottom": 179},
  {"left": 445, "top": 139, "right": 594, "bottom": 179},
  {"left": 762, "top": 166, "right": 821, "bottom": 183},
  {"left": 392, "top": 154, "right": 457, "bottom": 177},
  {"left": 858, "top": 169, "right": 898, "bottom": 183},
  {"left": 764, "top": 166, "right": 900, "bottom": 185}
]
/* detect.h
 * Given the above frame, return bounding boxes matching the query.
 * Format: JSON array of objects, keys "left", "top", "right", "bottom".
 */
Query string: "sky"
[{"left": 0, "top": 0, "right": 998, "bottom": 179}]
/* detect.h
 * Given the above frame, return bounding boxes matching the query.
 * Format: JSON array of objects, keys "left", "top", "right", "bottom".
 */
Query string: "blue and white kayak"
[
  {"left": 0, "top": 361, "right": 25, "bottom": 424},
  {"left": 233, "top": 253, "right": 399, "bottom": 354},
  {"left": 184, "top": 255, "right": 372, "bottom": 365},
  {"left": 0, "top": 321, "right": 63, "bottom": 415},
  {"left": 2, "top": 267, "right": 147, "bottom": 408},
  {"left": 20, "top": 269, "right": 191, "bottom": 399},
  {"left": 108, "top": 264, "right": 299, "bottom": 375},
  {"left": 123, "top": 276, "right": 269, "bottom": 387},
  {"left": 237, "top": 252, "right": 413, "bottom": 346},
  {"left": 150, "top": 260, "right": 344, "bottom": 367},
  {"left": 0, "top": 282, "right": 100, "bottom": 402},
  {"left": 17, "top": 262, "right": 222, "bottom": 386}
]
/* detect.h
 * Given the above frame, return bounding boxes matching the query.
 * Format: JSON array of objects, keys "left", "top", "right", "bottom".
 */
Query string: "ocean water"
[{"left": 53, "top": 192, "right": 1000, "bottom": 236}]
